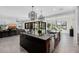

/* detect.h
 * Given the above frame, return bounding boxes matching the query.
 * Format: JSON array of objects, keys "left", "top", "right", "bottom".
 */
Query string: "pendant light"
[
  {"left": 38, "top": 10, "right": 45, "bottom": 20},
  {"left": 28, "top": 6, "right": 37, "bottom": 20}
]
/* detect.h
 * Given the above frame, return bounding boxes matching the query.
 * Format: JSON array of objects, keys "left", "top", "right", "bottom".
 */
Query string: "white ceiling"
[{"left": 0, "top": 6, "right": 75, "bottom": 19}]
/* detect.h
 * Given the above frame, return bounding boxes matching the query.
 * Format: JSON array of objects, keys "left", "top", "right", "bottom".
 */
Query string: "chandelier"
[{"left": 28, "top": 6, "right": 37, "bottom": 20}]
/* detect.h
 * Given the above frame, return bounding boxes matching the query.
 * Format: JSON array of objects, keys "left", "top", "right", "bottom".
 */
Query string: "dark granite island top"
[
  {"left": 20, "top": 32, "right": 55, "bottom": 53},
  {"left": 21, "top": 32, "right": 54, "bottom": 40}
]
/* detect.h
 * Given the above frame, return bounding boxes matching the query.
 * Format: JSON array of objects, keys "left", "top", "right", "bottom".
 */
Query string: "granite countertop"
[{"left": 21, "top": 32, "right": 54, "bottom": 40}]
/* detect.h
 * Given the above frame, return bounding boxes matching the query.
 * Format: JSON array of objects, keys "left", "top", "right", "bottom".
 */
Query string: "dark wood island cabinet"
[{"left": 20, "top": 33, "right": 55, "bottom": 53}]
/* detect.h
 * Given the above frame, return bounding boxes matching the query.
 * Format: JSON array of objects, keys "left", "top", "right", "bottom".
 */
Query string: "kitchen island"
[
  {"left": 20, "top": 32, "right": 60, "bottom": 53},
  {"left": 20, "top": 32, "right": 55, "bottom": 53}
]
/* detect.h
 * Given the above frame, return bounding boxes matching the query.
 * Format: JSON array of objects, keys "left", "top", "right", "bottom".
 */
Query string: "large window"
[{"left": 56, "top": 20, "right": 67, "bottom": 30}]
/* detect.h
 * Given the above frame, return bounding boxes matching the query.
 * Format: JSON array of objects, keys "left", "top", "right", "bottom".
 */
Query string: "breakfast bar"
[
  {"left": 20, "top": 19, "right": 60, "bottom": 53},
  {"left": 20, "top": 32, "right": 55, "bottom": 53}
]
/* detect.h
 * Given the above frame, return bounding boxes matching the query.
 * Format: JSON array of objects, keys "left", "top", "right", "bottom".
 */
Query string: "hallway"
[{"left": 54, "top": 33, "right": 79, "bottom": 53}]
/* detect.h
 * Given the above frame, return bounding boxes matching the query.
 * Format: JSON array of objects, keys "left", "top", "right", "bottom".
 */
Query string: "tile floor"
[
  {"left": 54, "top": 33, "right": 79, "bottom": 53},
  {"left": 0, "top": 35, "right": 28, "bottom": 53},
  {"left": 0, "top": 33, "right": 79, "bottom": 53}
]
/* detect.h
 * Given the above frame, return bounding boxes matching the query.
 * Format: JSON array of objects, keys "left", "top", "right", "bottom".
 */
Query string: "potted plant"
[{"left": 38, "top": 29, "right": 42, "bottom": 36}]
